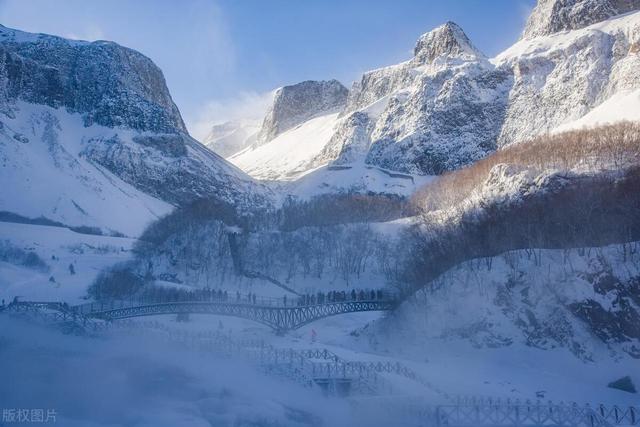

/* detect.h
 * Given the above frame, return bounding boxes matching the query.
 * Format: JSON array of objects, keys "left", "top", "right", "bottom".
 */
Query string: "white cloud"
[
  {"left": 65, "top": 23, "right": 106, "bottom": 42},
  {"left": 186, "top": 90, "right": 275, "bottom": 141}
]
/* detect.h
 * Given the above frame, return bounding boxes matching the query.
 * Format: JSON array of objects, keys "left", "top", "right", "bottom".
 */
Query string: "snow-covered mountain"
[
  {"left": 226, "top": 1, "right": 640, "bottom": 182},
  {"left": 202, "top": 119, "right": 260, "bottom": 158},
  {"left": 0, "top": 25, "right": 269, "bottom": 236}
]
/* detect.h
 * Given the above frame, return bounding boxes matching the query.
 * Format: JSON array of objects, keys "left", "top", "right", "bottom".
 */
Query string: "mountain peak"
[
  {"left": 413, "top": 21, "right": 484, "bottom": 65},
  {"left": 522, "top": 0, "right": 640, "bottom": 39}
]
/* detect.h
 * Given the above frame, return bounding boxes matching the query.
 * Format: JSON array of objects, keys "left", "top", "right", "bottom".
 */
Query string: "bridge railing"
[
  {"left": 432, "top": 402, "right": 638, "bottom": 427},
  {"left": 70, "top": 289, "right": 398, "bottom": 315}
]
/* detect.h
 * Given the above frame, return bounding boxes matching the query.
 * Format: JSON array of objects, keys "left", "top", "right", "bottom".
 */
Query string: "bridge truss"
[{"left": 4, "top": 296, "right": 396, "bottom": 333}]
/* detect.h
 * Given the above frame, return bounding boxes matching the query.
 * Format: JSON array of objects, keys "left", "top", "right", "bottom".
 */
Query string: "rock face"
[
  {"left": 0, "top": 25, "right": 185, "bottom": 134},
  {"left": 522, "top": 0, "right": 640, "bottom": 39},
  {"left": 0, "top": 25, "right": 270, "bottom": 234},
  {"left": 257, "top": 80, "right": 348, "bottom": 143},
  {"left": 81, "top": 132, "right": 266, "bottom": 207}
]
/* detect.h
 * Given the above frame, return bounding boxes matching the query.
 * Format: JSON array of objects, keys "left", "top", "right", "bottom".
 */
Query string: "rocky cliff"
[{"left": 257, "top": 79, "right": 348, "bottom": 143}]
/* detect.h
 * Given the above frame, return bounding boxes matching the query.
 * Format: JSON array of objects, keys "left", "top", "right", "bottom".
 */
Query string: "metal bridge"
[{"left": 3, "top": 292, "right": 397, "bottom": 333}]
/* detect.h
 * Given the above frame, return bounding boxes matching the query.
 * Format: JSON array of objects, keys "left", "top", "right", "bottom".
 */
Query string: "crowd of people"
[
  {"left": 137, "top": 286, "right": 390, "bottom": 307},
  {"left": 292, "top": 289, "right": 387, "bottom": 307}
]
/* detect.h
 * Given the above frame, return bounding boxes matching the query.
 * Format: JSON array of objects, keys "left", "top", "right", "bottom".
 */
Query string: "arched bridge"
[{"left": 4, "top": 292, "right": 397, "bottom": 333}]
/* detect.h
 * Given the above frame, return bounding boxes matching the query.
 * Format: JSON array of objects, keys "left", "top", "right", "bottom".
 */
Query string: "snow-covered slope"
[
  {"left": 555, "top": 88, "right": 640, "bottom": 131},
  {"left": 0, "top": 221, "right": 137, "bottom": 303},
  {"left": 230, "top": 112, "right": 340, "bottom": 181},
  {"left": 357, "top": 241, "right": 640, "bottom": 404},
  {"left": 0, "top": 103, "right": 171, "bottom": 236},
  {"left": 284, "top": 162, "right": 433, "bottom": 199},
  {"left": 495, "top": 8, "right": 640, "bottom": 147},
  {"left": 0, "top": 25, "right": 270, "bottom": 235}
]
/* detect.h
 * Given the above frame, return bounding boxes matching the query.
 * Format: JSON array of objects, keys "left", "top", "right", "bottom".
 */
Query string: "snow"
[
  {"left": 0, "top": 102, "right": 173, "bottom": 237},
  {"left": 2, "top": 7, "right": 640, "bottom": 424},
  {"left": 285, "top": 161, "right": 433, "bottom": 199},
  {"left": 220, "top": 10, "right": 640, "bottom": 185},
  {"left": 0, "top": 23, "right": 89, "bottom": 45},
  {"left": 352, "top": 242, "right": 640, "bottom": 405},
  {"left": 495, "top": 10, "right": 640, "bottom": 64},
  {"left": 0, "top": 222, "right": 136, "bottom": 304},
  {"left": 2, "top": 220, "right": 640, "bottom": 415},
  {"left": 554, "top": 88, "right": 640, "bottom": 131},
  {"left": 230, "top": 112, "right": 341, "bottom": 181}
]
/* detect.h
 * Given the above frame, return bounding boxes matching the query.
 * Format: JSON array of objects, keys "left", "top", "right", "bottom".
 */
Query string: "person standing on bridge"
[
  {"left": 311, "top": 328, "right": 317, "bottom": 343},
  {"left": 283, "top": 295, "right": 287, "bottom": 307}
]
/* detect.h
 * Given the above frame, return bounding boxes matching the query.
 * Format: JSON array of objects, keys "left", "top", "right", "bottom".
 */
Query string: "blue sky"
[{"left": 0, "top": 0, "right": 536, "bottom": 137}]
